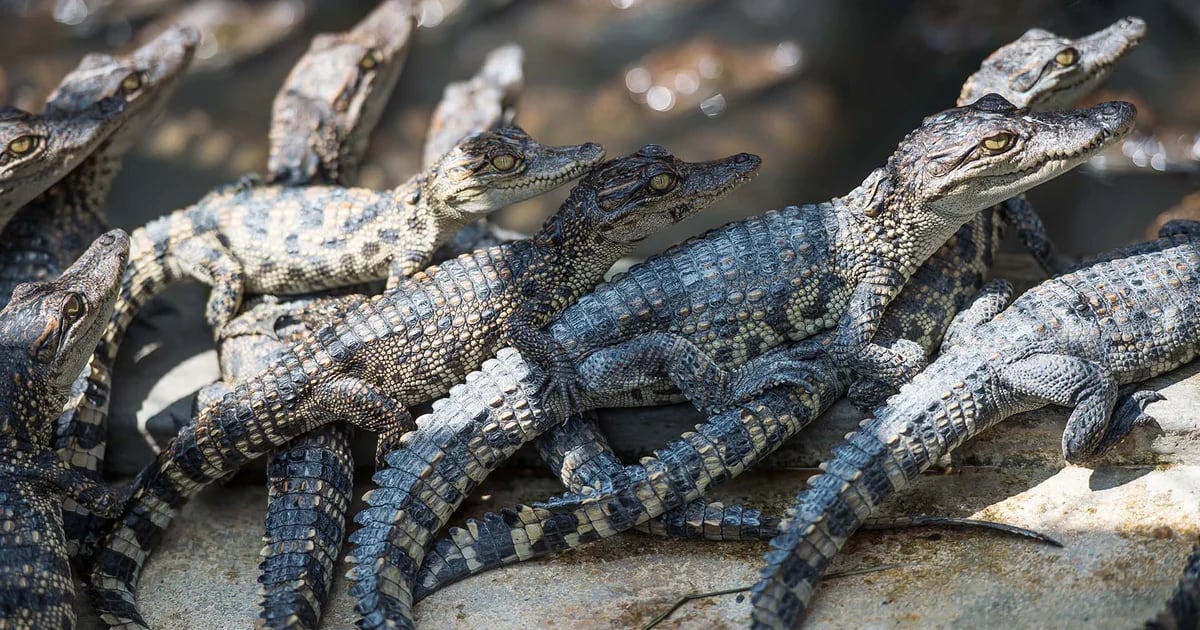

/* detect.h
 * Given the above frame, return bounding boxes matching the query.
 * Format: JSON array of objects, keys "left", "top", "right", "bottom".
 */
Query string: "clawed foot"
[
  {"left": 1095, "top": 389, "right": 1164, "bottom": 454},
  {"left": 535, "top": 356, "right": 584, "bottom": 414},
  {"left": 1065, "top": 389, "right": 1163, "bottom": 464}
]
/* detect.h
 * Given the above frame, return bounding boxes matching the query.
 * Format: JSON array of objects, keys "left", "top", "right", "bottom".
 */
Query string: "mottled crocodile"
[
  {"left": 0, "top": 230, "right": 128, "bottom": 628},
  {"left": 83, "top": 145, "right": 759, "bottom": 628},
  {"left": 400, "top": 20, "right": 1147, "bottom": 592},
  {"left": 748, "top": 226, "right": 1200, "bottom": 628},
  {"left": 346, "top": 93, "right": 1135, "bottom": 626}
]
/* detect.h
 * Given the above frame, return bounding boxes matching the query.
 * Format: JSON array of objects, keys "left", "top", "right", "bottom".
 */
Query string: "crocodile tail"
[
  {"left": 346, "top": 349, "right": 548, "bottom": 629},
  {"left": 748, "top": 429, "right": 903, "bottom": 629},
  {"left": 413, "top": 375, "right": 843, "bottom": 601},
  {"left": 86, "top": 347, "right": 329, "bottom": 626},
  {"left": 258, "top": 424, "right": 355, "bottom": 630},
  {"left": 1146, "top": 544, "right": 1200, "bottom": 630},
  {"left": 749, "top": 360, "right": 992, "bottom": 629},
  {"left": 638, "top": 500, "right": 781, "bottom": 541}
]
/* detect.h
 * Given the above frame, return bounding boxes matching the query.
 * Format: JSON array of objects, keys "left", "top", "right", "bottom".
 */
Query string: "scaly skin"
[
  {"left": 252, "top": 39, "right": 528, "bottom": 630},
  {"left": 349, "top": 96, "right": 1132, "bottom": 627},
  {"left": 1147, "top": 544, "right": 1200, "bottom": 630},
  {"left": 406, "top": 20, "right": 1148, "bottom": 582},
  {"left": 0, "top": 98, "right": 126, "bottom": 232},
  {"left": 84, "top": 146, "right": 760, "bottom": 629},
  {"left": 0, "top": 231, "right": 128, "bottom": 629},
  {"left": 0, "top": 28, "right": 200, "bottom": 562},
  {"left": 267, "top": 0, "right": 415, "bottom": 186},
  {"left": 62, "top": 125, "right": 602, "bottom": 493},
  {"left": 748, "top": 230, "right": 1200, "bottom": 628},
  {"left": 229, "top": 4, "right": 412, "bottom": 627}
]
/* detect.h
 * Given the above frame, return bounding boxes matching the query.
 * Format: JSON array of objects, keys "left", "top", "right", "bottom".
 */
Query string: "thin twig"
[{"left": 641, "top": 562, "right": 913, "bottom": 629}]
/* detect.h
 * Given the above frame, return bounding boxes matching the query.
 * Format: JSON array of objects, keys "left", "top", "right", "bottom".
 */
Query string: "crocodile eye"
[
  {"left": 120, "top": 72, "right": 144, "bottom": 93},
  {"left": 1054, "top": 47, "right": 1079, "bottom": 67},
  {"left": 648, "top": 172, "right": 675, "bottom": 192},
  {"left": 980, "top": 132, "right": 1016, "bottom": 154},
  {"left": 359, "top": 49, "right": 380, "bottom": 70},
  {"left": 491, "top": 154, "right": 517, "bottom": 171},
  {"left": 62, "top": 293, "right": 84, "bottom": 322},
  {"left": 7, "top": 135, "right": 38, "bottom": 156}
]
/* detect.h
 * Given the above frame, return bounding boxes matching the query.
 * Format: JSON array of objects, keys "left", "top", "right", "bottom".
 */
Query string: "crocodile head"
[
  {"left": 45, "top": 25, "right": 198, "bottom": 151},
  {"left": 574, "top": 144, "right": 761, "bottom": 243},
  {"left": 960, "top": 17, "right": 1145, "bottom": 110},
  {"left": 429, "top": 125, "right": 606, "bottom": 217},
  {"left": 0, "top": 98, "right": 125, "bottom": 225},
  {"left": 884, "top": 94, "right": 1134, "bottom": 222},
  {"left": 0, "top": 230, "right": 127, "bottom": 441},
  {"left": 268, "top": 0, "right": 415, "bottom": 183}
]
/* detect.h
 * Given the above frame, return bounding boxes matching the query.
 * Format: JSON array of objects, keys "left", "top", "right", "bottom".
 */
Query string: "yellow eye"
[
  {"left": 62, "top": 293, "right": 83, "bottom": 320},
  {"left": 121, "top": 72, "right": 143, "bottom": 93},
  {"left": 1054, "top": 47, "right": 1079, "bottom": 67},
  {"left": 491, "top": 154, "right": 517, "bottom": 171},
  {"left": 649, "top": 172, "right": 675, "bottom": 191},
  {"left": 359, "top": 49, "right": 380, "bottom": 70},
  {"left": 7, "top": 135, "right": 37, "bottom": 156},
  {"left": 981, "top": 132, "right": 1016, "bottom": 154}
]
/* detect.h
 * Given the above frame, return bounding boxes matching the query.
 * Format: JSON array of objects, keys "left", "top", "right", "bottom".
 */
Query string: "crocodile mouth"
[
  {"left": 492, "top": 161, "right": 593, "bottom": 191},
  {"left": 978, "top": 124, "right": 1127, "bottom": 186}
]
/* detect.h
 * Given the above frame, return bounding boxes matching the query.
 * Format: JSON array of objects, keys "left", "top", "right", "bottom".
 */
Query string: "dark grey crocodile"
[
  {"left": 0, "top": 28, "right": 200, "bottom": 562},
  {"left": 82, "top": 145, "right": 760, "bottom": 628},
  {"left": 0, "top": 230, "right": 128, "bottom": 628},
  {"left": 345, "top": 93, "right": 1134, "bottom": 627},
  {"left": 748, "top": 226, "right": 1200, "bottom": 628}
]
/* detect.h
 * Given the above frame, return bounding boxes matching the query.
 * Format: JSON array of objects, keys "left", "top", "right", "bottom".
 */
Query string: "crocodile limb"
[
  {"left": 748, "top": 230, "right": 1200, "bottom": 628},
  {"left": 0, "top": 98, "right": 126, "bottom": 233},
  {"left": 480, "top": 17, "right": 1145, "bottom": 558},
  {"left": 84, "top": 146, "right": 758, "bottom": 628},
  {"left": 349, "top": 95, "right": 1130, "bottom": 626},
  {"left": 62, "top": 125, "right": 602, "bottom": 495},
  {"left": 0, "top": 230, "right": 128, "bottom": 629}
]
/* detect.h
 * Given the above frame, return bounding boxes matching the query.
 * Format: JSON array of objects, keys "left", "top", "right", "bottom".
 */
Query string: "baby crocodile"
[
  {"left": 346, "top": 95, "right": 1133, "bottom": 627},
  {"left": 0, "top": 231, "right": 128, "bottom": 629},
  {"left": 83, "top": 146, "right": 759, "bottom": 628},
  {"left": 749, "top": 226, "right": 1200, "bottom": 628},
  {"left": 64, "top": 124, "right": 601, "bottom": 493},
  {"left": 404, "top": 20, "right": 1149, "bottom": 585},
  {"left": 266, "top": 0, "right": 414, "bottom": 186}
]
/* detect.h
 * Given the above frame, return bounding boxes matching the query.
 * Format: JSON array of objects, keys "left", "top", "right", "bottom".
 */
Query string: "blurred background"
[
  {"left": 2, "top": 0, "right": 1198, "bottom": 467},
  {"left": 2, "top": 0, "right": 1198, "bottom": 256}
]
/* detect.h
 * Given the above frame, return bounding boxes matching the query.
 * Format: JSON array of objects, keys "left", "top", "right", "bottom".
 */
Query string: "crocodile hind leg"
[{"left": 998, "top": 353, "right": 1161, "bottom": 464}]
